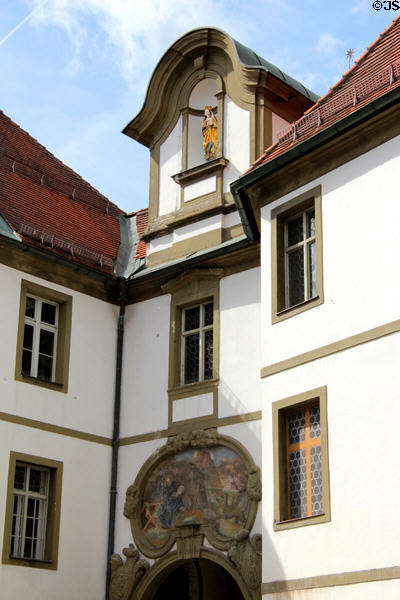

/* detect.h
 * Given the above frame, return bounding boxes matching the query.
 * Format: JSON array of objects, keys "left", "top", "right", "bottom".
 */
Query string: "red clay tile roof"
[
  {"left": 134, "top": 208, "right": 148, "bottom": 259},
  {"left": 246, "top": 15, "right": 400, "bottom": 174},
  {"left": 0, "top": 111, "right": 126, "bottom": 274}
]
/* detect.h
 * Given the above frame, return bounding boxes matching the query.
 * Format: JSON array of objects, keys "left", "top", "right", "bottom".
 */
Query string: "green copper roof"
[{"left": 233, "top": 39, "right": 319, "bottom": 103}]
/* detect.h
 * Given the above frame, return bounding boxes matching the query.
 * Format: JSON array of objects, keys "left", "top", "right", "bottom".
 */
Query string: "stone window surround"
[
  {"left": 2, "top": 451, "right": 63, "bottom": 570},
  {"left": 15, "top": 279, "right": 72, "bottom": 393},
  {"left": 271, "top": 185, "right": 324, "bottom": 323},
  {"left": 272, "top": 386, "right": 330, "bottom": 531}
]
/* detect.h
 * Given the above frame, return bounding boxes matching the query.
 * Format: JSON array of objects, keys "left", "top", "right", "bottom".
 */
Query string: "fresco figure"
[
  {"left": 158, "top": 473, "right": 185, "bottom": 528},
  {"left": 202, "top": 105, "right": 218, "bottom": 160},
  {"left": 141, "top": 445, "right": 249, "bottom": 545}
]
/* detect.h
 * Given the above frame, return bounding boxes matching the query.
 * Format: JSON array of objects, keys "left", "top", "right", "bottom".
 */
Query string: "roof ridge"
[
  {"left": 311, "top": 14, "right": 400, "bottom": 111},
  {"left": 0, "top": 110, "right": 124, "bottom": 215}
]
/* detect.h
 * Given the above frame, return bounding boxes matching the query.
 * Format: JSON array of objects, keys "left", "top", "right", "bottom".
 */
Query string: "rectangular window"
[
  {"left": 22, "top": 295, "right": 58, "bottom": 381},
  {"left": 181, "top": 302, "right": 213, "bottom": 385},
  {"left": 286, "top": 403, "right": 322, "bottom": 519},
  {"left": 164, "top": 269, "right": 221, "bottom": 425},
  {"left": 15, "top": 280, "right": 72, "bottom": 393},
  {"left": 285, "top": 208, "right": 316, "bottom": 308},
  {"left": 271, "top": 185, "right": 323, "bottom": 323},
  {"left": 272, "top": 387, "right": 330, "bottom": 530},
  {"left": 11, "top": 463, "right": 50, "bottom": 560},
  {"left": 2, "top": 452, "right": 63, "bottom": 569}
]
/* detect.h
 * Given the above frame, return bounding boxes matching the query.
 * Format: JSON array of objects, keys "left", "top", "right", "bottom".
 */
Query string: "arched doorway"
[{"left": 146, "top": 558, "right": 245, "bottom": 600}]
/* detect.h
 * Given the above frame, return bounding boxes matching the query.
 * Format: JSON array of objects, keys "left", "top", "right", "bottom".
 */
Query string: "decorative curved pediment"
[
  {"left": 124, "top": 429, "right": 261, "bottom": 559},
  {"left": 123, "top": 27, "right": 317, "bottom": 149}
]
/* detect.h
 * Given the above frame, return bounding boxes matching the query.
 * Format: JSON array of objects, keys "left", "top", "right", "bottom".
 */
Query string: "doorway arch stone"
[{"left": 134, "top": 547, "right": 253, "bottom": 600}]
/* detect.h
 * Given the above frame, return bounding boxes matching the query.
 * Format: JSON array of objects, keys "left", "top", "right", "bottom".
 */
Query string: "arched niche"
[{"left": 187, "top": 78, "right": 219, "bottom": 169}]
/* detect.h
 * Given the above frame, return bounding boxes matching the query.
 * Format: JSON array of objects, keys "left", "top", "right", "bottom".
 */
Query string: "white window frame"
[
  {"left": 181, "top": 301, "right": 213, "bottom": 385},
  {"left": 284, "top": 208, "right": 316, "bottom": 308},
  {"left": 11, "top": 463, "right": 50, "bottom": 561},
  {"left": 22, "top": 294, "right": 59, "bottom": 381}
]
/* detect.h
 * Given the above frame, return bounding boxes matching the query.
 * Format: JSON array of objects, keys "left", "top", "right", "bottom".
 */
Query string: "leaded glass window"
[
  {"left": 22, "top": 295, "right": 58, "bottom": 381},
  {"left": 11, "top": 463, "right": 49, "bottom": 560},
  {"left": 182, "top": 302, "right": 213, "bottom": 384},
  {"left": 285, "top": 208, "right": 316, "bottom": 308},
  {"left": 286, "top": 403, "right": 323, "bottom": 519}
]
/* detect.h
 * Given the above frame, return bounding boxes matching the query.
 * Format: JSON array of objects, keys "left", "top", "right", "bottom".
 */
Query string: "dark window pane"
[
  {"left": 287, "top": 410, "right": 306, "bottom": 445},
  {"left": 288, "top": 248, "right": 304, "bottom": 306},
  {"left": 307, "top": 210, "right": 315, "bottom": 238},
  {"left": 289, "top": 449, "right": 307, "bottom": 518},
  {"left": 27, "top": 497, "right": 36, "bottom": 518},
  {"left": 184, "top": 333, "right": 199, "bottom": 384},
  {"left": 38, "top": 354, "right": 52, "bottom": 380},
  {"left": 287, "top": 215, "right": 303, "bottom": 246},
  {"left": 22, "top": 349, "right": 32, "bottom": 376},
  {"left": 204, "top": 329, "right": 213, "bottom": 380},
  {"left": 311, "top": 445, "right": 322, "bottom": 515},
  {"left": 204, "top": 302, "right": 213, "bottom": 326},
  {"left": 39, "top": 329, "right": 54, "bottom": 356},
  {"left": 308, "top": 241, "right": 316, "bottom": 298},
  {"left": 23, "top": 324, "right": 33, "bottom": 350},
  {"left": 29, "top": 469, "right": 46, "bottom": 494},
  {"left": 184, "top": 306, "right": 200, "bottom": 332},
  {"left": 25, "top": 296, "right": 35, "bottom": 318},
  {"left": 23, "top": 537, "right": 32, "bottom": 559},
  {"left": 41, "top": 302, "right": 56, "bottom": 325},
  {"left": 14, "top": 465, "right": 26, "bottom": 490}
]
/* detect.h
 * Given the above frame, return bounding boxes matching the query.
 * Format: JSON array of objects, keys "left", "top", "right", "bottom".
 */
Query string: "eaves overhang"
[
  {"left": 0, "top": 232, "right": 114, "bottom": 284},
  {"left": 127, "top": 234, "right": 252, "bottom": 285},
  {"left": 230, "top": 83, "right": 400, "bottom": 240}
]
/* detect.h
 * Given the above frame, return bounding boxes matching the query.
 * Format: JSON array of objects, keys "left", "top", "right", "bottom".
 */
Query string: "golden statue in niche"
[{"left": 202, "top": 105, "right": 218, "bottom": 160}]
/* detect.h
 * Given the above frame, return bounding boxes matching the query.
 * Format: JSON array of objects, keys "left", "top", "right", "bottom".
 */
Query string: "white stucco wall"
[
  {"left": 262, "top": 325, "right": 400, "bottom": 583},
  {"left": 219, "top": 267, "right": 261, "bottom": 417},
  {"left": 120, "top": 294, "right": 170, "bottom": 437},
  {"left": 158, "top": 117, "right": 182, "bottom": 215},
  {"left": 0, "top": 266, "right": 117, "bottom": 436},
  {"left": 0, "top": 422, "right": 110, "bottom": 600},
  {"left": 183, "top": 175, "right": 216, "bottom": 202},
  {"left": 265, "top": 579, "right": 400, "bottom": 599},
  {"left": 260, "top": 134, "right": 400, "bottom": 368},
  {"left": 223, "top": 96, "right": 250, "bottom": 193}
]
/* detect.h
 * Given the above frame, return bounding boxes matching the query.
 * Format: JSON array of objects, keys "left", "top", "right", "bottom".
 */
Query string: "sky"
[{"left": 0, "top": 1, "right": 397, "bottom": 213}]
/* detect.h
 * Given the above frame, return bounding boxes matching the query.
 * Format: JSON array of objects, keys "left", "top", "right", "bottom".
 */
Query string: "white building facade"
[{"left": 1, "top": 21, "right": 400, "bottom": 600}]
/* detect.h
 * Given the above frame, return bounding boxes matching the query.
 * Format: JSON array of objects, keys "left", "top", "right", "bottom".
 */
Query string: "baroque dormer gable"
[{"left": 123, "top": 28, "right": 317, "bottom": 267}]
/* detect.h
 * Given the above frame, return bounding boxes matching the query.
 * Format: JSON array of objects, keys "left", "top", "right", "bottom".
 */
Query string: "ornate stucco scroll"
[{"left": 123, "top": 429, "right": 261, "bottom": 559}]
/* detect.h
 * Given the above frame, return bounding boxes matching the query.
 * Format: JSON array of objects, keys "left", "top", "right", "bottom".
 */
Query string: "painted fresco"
[
  {"left": 141, "top": 446, "right": 248, "bottom": 547},
  {"left": 202, "top": 106, "right": 218, "bottom": 160}
]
